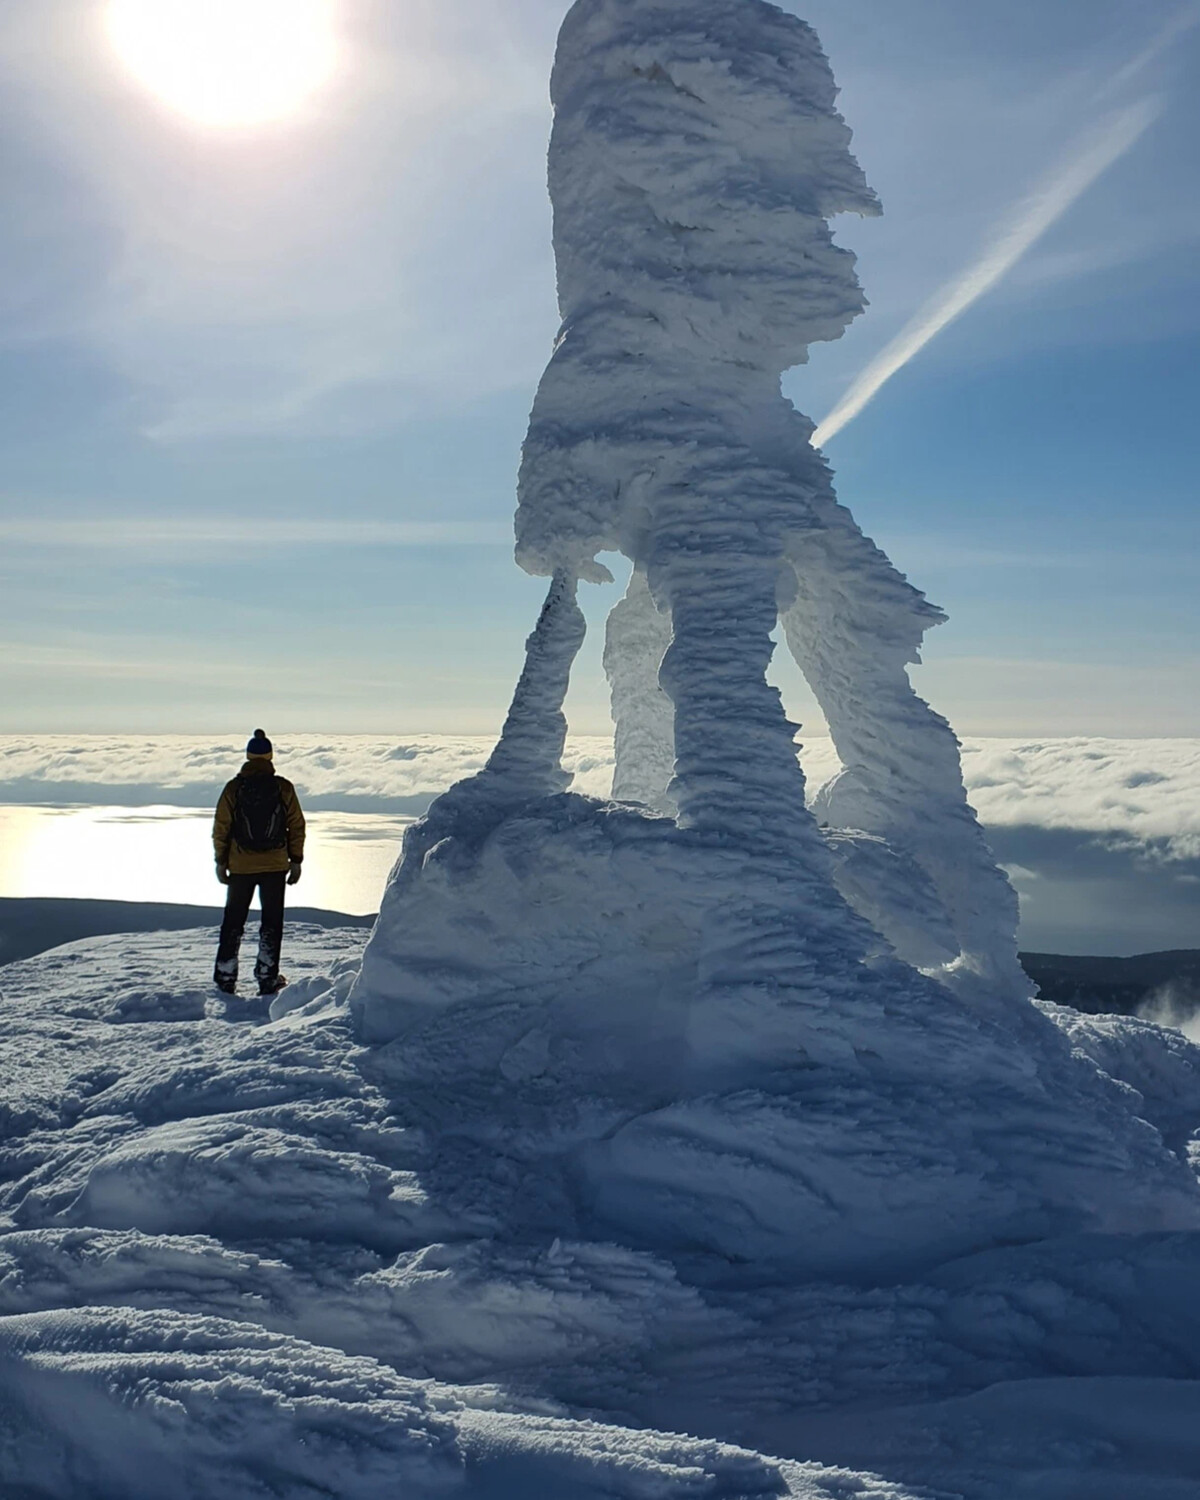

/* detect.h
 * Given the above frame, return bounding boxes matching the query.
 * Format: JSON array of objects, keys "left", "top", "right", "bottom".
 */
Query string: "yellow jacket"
[{"left": 213, "top": 759, "right": 306, "bottom": 876}]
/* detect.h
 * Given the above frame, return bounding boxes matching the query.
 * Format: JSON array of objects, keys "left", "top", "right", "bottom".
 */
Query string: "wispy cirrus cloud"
[
  {"left": 1107, "top": 0, "right": 1200, "bottom": 92},
  {"left": 0, "top": 518, "right": 511, "bottom": 549}
]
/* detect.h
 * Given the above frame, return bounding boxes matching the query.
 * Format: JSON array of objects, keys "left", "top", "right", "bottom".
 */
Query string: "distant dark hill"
[
  {"left": 0, "top": 897, "right": 375, "bottom": 966},
  {"left": 1021, "top": 950, "right": 1200, "bottom": 1017}
]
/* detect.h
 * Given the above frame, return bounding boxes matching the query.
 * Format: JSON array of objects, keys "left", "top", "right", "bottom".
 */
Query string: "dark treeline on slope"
[{"left": 1021, "top": 951, "right": 1200, "bottom": 1017}]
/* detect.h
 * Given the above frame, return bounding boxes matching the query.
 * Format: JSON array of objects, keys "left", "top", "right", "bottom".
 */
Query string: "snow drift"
[{"left": 4, "top": 930, "right": 1200, "bottom": 1497}]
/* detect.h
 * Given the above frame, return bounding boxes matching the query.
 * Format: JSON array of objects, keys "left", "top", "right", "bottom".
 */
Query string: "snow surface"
[{"left": 4, "top": 929, "right": 1200, "bottom": 1497}]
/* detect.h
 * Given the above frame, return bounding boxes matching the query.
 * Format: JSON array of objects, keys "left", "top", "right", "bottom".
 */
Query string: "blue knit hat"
[{"left": 246, "top": 728, "right": 273, "bottom": 758}]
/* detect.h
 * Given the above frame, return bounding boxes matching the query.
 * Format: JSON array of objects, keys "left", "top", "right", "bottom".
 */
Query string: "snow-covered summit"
[{"left": 5, "top": 930, "right": 1200, "bottom": 1496}]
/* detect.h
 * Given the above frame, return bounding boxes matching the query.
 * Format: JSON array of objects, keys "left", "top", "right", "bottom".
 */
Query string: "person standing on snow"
[{"left": 212, "top": 730, "right": 306, "bottom": 997}]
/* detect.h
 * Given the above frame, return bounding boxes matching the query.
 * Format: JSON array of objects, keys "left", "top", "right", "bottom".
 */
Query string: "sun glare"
[{"left": 105, "top": 0, "right": 339, "bottom": 129}]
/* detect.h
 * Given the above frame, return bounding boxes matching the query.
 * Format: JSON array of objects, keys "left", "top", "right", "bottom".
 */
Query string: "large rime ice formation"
[
  {"left": 517, "top": 0, "right": 1021, "bottom": 995},
  {"left": 354, "top": 0, "right": 1200, "bottom": 1278}
]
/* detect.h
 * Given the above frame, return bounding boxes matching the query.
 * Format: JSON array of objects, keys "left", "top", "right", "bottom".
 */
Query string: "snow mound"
[
  {"left": 1, "top": 933, "right": 947, "bottom": 1499},
  {"left": 3, "top": 1305, "right": 862, "bottom": 1500},
  {"left": 5, "top": 931, "right": 1200, "bottom": 1496},
  {"left": 356, "top": 786, "right": 1200, "bottom": 1279}
]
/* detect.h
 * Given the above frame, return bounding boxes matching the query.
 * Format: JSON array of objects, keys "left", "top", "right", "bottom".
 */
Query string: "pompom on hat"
[{"left": 246, "top": 729, "right": 273, "bottom": 759}]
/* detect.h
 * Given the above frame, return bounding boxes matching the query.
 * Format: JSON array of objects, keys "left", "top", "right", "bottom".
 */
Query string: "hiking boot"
[
  {"left": 258, "top": 974, "right": 288, "bottom": 997},
  {"left": 214, "top": 975, "right": 238, "bottom": 995}
]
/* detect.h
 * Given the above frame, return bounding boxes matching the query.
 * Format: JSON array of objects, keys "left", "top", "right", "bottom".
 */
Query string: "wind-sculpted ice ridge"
[{"left": 355, "top": 0, "right": 1200, "bottom": 1282}]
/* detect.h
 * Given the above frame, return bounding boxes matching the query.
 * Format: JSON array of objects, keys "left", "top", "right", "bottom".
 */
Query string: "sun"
[{"left": 105, "top": 0, "right": 340, "bottom": 130}]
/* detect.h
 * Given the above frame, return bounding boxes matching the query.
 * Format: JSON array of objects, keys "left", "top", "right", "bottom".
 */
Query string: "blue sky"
[{"left": 0, "top": 0, "right": 1197, "bottom": 735}]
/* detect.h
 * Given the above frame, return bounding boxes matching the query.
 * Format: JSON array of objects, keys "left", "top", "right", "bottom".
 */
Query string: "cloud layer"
[
  {"left": 1, "top": 734, "right": 1194, "bottom": 956},
  {"left": 0, "top": 734, "right": 620, "bottom": 811},
  {"left": 2, "top": 733, "right": 1195, "bottom": 850},
  {"left": 0, "top": 732, "right": 1188, "bottom": 840},
  {"left": 961, "top": 737, "right": 1200, "bottom": 858}
]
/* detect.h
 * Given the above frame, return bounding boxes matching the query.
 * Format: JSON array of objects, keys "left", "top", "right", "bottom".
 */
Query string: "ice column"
[
  {"left": 781, "top": 518, "right": 1024, "bottom": 991},
  {"left": 380, "top": 570, "right": 586, "bottom": 903},
  {"left": 373, "top": 0, "right": 1022, "bottom": 999},
  {"left": 603, "top": 570, "right": 675, "bottom": 813},
  {"left": 474, "top": 570, "right": 586, "bottom": 807}
]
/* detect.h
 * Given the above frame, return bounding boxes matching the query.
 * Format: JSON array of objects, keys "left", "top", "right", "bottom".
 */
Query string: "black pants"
[{"left": 214, "top": 873, "right": 286, "bottom": 992}]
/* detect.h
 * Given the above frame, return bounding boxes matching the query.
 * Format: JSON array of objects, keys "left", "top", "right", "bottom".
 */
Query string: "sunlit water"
[
  {"left": 1, "top": 803, "right": 1193, "bottom": 957},
  {"left": 0, "top": 805, "right": 410, "bottom": 915}
]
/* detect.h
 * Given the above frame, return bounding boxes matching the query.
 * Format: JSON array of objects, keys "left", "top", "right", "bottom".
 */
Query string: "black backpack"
[{"left": 233, "top": 775, "right": 288, "bottom": 853}]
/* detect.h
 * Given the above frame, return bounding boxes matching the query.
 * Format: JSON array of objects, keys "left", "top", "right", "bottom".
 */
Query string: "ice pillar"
[{"left": 603, "top": 569, "right": 674, "bottom": 812}]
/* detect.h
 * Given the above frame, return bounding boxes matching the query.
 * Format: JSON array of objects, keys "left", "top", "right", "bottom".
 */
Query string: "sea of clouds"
[
  {"left": 0, "top": 734, "right": 617, "bottom": 813},
  {"left": 959, "top": 739, "right": 1200, "bottom": 859},
  {"left": 1, "top": 733, "right": 1197, "bottom": 846},
  {"left": 1, "top": 735, "right": 1196, "bottom": 954}
]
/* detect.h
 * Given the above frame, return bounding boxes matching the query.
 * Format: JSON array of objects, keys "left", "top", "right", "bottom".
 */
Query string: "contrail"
[
  {"left": 1108, "top": 0, "right": 1200, "bottom": 91},
  {"left": 812, "top": 0, "right": 1200, "bottom": 449},
  {"left": 812, "top": 96, "right": 1161, "bottom": 448}
]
